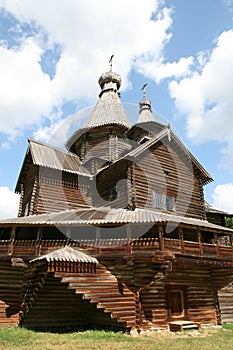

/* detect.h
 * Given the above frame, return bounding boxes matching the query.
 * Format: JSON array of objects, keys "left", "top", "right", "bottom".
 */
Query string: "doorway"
[{"left": 167, "top": 286, "right": 187, "bottom": 320}]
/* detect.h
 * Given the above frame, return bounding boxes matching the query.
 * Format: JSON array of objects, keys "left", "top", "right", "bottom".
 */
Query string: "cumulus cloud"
[
  {"left": 212, "top": 183, "right": 233, "bottom": 212},
  {"left": 0, "top": 186, "right": 20, "bottom": 219},
  {"left": 169, "top": 30, "right": 233, "bottom": 170},
  {"left": 0, "top": 38, "right": 54, "bottom": 137},
  {"left": 0, "top": 0, "right": 195, "bottom": 143}
]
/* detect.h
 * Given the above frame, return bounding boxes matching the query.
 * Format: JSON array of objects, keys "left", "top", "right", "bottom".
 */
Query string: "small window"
[
  {"left": 139, "top": 136, "right": 151, "bottom": 144},
  {"left": 154, "top": 192, "right": 163, "bottom": 209},
  {"left": 166, "top": 195, "right": 175, "bottom": 211},
  {"left": 153, "top": 192, "right": 175, "bottom": 211}
]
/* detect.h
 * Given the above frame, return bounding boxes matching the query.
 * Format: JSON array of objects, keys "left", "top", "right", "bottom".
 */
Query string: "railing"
[{"left": 0, "top": 237, "right": 233, "bottom": 260}]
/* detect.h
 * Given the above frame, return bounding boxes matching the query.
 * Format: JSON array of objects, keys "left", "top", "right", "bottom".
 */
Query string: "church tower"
[{"left": 66, "top": 62, "right": 131, "bottom": 174}]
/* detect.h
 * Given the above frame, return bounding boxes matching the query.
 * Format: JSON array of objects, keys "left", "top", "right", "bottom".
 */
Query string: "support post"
[
  {"left": 36, "top": 227, "right": 42, "bottom": 255},
  {"left": 159, "top": 225, "right": 164, "bottom": 252},
  {"left": 214, "top": 233, "right": 220, "bottom": 256},
  {"left": 8, "top": 226, "right": 15, "bottom": 255},
  {"left": 197, "top": 228, "right": 203, "bottom": 256},
  {"left": 95, "top": 227, "right": 101, "bottom": 254},
  {"left": 179, "top": 227, "right": 185, "bottom": 254},
  {"left": 127, "top": 224, "right": 132, "bottom": 254}
]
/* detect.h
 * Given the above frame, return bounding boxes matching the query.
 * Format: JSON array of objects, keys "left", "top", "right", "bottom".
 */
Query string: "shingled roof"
[
  {"left": 30, "top": 246, "right": 97, "bottom": 264},
  {"left": 16, "top": 139, "right": 91, "bottom": 192},
  {"left": 1, "top": 207, "right": 232, "bottom": 233},
  {"left": 137, "top": 93, "right": 155, "bottom": 123}
]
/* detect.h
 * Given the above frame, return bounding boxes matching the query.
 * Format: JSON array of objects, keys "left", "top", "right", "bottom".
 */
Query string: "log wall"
[
  {"left": 133, "top": 141, "right": 205, "bottom": 219},
  {"left": 73, "top": 126, "right": 130, "bottom": 163},
  {"left": 218, "top": 283, "right": 233, "bottom": 323},
  {"left": 0, "top": 261, "right": 25, "bottom": 326},
  {"left": 21, "top": 263, "right": 135, "bottom": 331},
  {"left": 140, "top": 264, "right": 218, "bottom": 329},
  {"left": 35, "top": 170, "right": 92, "bottom": 214},
  {"left": 95, "top": 160, "right": 129, "bottom": 208}
]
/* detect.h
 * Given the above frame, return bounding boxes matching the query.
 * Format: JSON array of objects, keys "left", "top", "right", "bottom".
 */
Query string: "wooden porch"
[{"left": 1, "top": 235, "right": 233, "bottom": 262}]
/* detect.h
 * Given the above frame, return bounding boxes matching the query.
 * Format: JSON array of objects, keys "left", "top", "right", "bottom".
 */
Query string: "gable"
[{"left": 15, "top": 138, "right": 91, "bottom": 193}]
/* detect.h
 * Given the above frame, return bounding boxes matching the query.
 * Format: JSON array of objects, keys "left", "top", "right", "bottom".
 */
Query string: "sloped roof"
[
  {"left": 28, "top": 138, "right": 89, "bottom": 173},
  {"left": 30, "top": 246, "right": 97, "bottom": 264},
  {"left": 205, "top": 202, "right": 233, "bottom": 217},
  {"left": 85, "top": 90, "right": 130, "bottom": 129},
  {"left": 16, "top": 139, "right": 91, "bottom": 192},
  {"left": 1, "top": 207, "right": 232, "bottom": 233}
]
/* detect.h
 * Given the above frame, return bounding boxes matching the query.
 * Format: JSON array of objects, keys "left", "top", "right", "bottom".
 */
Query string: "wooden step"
[{"left": 169, "top": 320, "right": 200, "bottom": 332}]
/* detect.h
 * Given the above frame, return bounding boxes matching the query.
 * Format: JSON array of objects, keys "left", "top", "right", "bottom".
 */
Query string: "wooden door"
[{"left": 168, "top": 289, "right": 185, "bottom": 319}]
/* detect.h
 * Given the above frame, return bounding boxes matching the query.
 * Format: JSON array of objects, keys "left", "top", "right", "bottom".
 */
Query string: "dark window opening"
[
  {"left": 139, "top": 136, "right": 151, "bottom": 144},
  {"left": 42, "top": 227, "right": 67, "bottom": 240},
  {"left": 15, "top": 227, "right": 37, "bottom": 240},
  {"left": 0, "top": 227, "right": 11, "bottom": 240}
]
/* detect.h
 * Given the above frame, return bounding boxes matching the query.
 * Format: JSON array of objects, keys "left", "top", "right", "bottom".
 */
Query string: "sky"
[{"left": 0, "top": 0, "right": 233, "bottom": 219}]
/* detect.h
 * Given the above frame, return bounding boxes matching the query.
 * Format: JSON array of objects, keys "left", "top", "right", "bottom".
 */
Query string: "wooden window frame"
[{"left": 153, "top": 192, "right": 175, "bottom": 211}]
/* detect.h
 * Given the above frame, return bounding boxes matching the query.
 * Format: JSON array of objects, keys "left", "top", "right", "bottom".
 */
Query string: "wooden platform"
[{"left": 169, "top": 320, "right": 200, "bottom": 332}]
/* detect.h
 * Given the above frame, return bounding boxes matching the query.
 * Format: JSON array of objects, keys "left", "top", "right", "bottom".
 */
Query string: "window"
[
  {"left": 153, "top": 192, "right": 175, "bottom": 211},
  {"left": 154, "top": 192, "right": 163, "bottom": 209},
  {"left": 139, "top": 136, "right": 151, "bottom": 144},
  {"left": 166, "top": 195, "right": 175, "bottom": 211}
]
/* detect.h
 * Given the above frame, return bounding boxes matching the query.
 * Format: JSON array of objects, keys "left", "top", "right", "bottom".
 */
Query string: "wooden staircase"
[{"left": 55, "top": 263, "right": 136, "bottom": 329}]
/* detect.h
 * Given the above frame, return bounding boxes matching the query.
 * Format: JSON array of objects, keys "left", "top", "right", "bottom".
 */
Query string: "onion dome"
[
  {"left": 98, "top": 71, "right": 121, "bottom": 93},
  {"left": 84, "top": 69, "right": 130, "bottom": 129}
]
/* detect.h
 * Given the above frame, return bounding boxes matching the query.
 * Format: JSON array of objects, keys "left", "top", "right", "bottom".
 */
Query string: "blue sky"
[{"left": 0, "top": 0, "right": 232, "bottom": 219}]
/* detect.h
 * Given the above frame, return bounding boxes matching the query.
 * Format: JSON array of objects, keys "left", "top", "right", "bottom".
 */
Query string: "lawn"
[{"left": 0, "top": 324, "right": 233, "bottom": 350}]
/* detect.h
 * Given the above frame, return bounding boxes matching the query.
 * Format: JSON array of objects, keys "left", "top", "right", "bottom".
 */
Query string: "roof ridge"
[{"left": 28, "top": 138, "right": 80, "bottom": 158}]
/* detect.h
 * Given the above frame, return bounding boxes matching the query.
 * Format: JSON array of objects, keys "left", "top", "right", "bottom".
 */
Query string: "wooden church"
[{"left": 1, "top": 65, "right": 233, "bottom": 332}]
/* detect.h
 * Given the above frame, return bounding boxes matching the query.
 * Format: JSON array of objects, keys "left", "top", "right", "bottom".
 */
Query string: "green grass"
[{"left": 0, "top": 324, "right": 233, "bottom": 350}]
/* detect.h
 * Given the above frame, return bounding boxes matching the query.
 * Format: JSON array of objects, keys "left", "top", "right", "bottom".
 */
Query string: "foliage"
[
  {"left": 225, "top": 217, "right": 233, "bottom": 229},
  {"left": 0, "top": 325, "right": 233, "bottom": 350}
]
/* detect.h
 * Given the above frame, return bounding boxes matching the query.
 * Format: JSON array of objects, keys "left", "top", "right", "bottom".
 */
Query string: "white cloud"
[
  {"left": 0, "top": 0, "right": 195, "bottom": 142},
  {"left": 0, "top": 38, "right": 54, "bottom": 136},
  {"left": 0, "top": 186, "right": 20, "bottom": 219},
  {"left": 169, "top": 29, "right": 233, "bottom": 171},
  {"left": 212, "top": 183, "right": 233, "bottom": 212}
]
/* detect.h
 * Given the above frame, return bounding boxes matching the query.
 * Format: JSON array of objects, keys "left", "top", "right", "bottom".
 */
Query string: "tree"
[{"left": 225, "top": 217, "right": 233, "bottom": 229}]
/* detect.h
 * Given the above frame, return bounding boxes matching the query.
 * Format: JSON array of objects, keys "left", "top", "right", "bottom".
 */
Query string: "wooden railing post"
[
  {"left": 159, "top": 225, "right": 164, "bottom": 252},
  {"left": 127, "top": 224, "right": 132, "bottom": 254},
  {"left": 197, "top": 228, "right": 203, "bottom": 256},
  {"left": 8, "top": 226, "right": 15, "bottom": 255},
  {"left": 36, "top": 227, "right": 42, "bottom": 256},
  {"left": 214, "top": 233, "right": 220, "bottom": 257},
  {"left": 95, "top": 227, "right": 101, "bottom": 254},
  {"left": 179, "top": 227, "right": 185, "bottom": 254}
]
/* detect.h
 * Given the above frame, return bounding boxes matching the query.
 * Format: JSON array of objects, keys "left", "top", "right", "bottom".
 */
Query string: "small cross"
[{"left": 109, "top": 54, "right": 114, "bottom": 71}]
